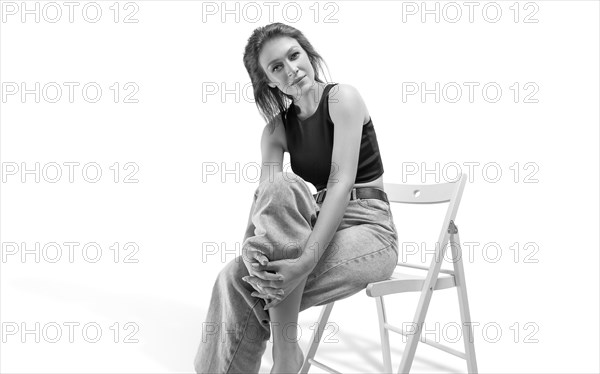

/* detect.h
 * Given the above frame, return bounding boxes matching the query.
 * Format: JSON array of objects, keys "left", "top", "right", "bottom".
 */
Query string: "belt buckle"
[{"left": 351, "top": 188, "right": 357, "bottom": 200}]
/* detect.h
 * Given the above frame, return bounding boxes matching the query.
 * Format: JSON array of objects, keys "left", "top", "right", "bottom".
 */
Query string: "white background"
[{"left": 1, "top": 0, "right": 599, "bottom": 373}]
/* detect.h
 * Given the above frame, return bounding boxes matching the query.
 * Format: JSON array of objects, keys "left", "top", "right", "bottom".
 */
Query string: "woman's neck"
[{"left": 292, "top": 82, "right": 328, "bottom": 119}]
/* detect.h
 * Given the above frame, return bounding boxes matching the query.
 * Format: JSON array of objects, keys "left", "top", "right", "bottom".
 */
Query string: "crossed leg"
[
  {"left": 194, "top": 171, "right": 398, "bottom": 374},
  {"left": 242, "top": 172, "right": 318, "bottom": 373}
]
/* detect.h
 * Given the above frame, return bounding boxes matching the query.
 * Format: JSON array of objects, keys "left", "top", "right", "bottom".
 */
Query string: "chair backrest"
[
  {"left": 383, "top": 174, "right": 467, "bottom": 205},
  {"left": 384, "top": 173, "right": 468, "bottom": 267}
]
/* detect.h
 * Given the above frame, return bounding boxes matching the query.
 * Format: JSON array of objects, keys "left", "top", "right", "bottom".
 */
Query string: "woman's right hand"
[{"left": 242, "top": 247, "right": 284, "bottom": 301}]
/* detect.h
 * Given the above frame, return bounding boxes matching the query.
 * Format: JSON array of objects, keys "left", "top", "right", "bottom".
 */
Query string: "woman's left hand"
[{"left": 243, "top": 257, "right": 311, "bottom": 310}]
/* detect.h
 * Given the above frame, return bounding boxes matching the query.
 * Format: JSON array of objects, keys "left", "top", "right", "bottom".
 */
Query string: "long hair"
[{"left": 243, "top": 22, "right": 331, "bottom": 132}]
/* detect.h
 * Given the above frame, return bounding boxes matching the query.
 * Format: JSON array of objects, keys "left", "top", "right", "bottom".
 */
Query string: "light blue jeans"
[{"left": 194, "top": 171, "right": 399, "bottom": 373}]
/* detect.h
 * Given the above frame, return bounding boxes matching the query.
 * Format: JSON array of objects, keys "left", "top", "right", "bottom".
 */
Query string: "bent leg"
[
  {"left": 300, "top": 198, "right": 400, "bottom": 312},
  {"left": 195, "top": 172, "right": 318, "bottom": 374},
  {"left": 193, "top": 256, "right": 271, "bottom": 374},
  {"left": 244, "top": 171, "right": 399, "bottom": 313},
  {"left": 242, "top": 172, "right": 319, "bottom": 371},
  {"left": 243, "top": 171, "right": 319, "bottom": 263}
]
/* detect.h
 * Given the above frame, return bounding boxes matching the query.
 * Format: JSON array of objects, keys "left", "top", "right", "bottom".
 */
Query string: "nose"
[{"left": 284, "top": 61, "right": 299, "bottom": 77}]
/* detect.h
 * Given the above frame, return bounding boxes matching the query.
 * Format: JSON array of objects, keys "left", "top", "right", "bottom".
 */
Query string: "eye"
[{"left": 272, "top": 52, "right": 301, "bottom": 72}]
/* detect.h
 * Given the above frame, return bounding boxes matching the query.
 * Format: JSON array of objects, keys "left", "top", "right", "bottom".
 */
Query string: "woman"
[{"left": 194, "top": 22, "right": 399, "bottom": 374}]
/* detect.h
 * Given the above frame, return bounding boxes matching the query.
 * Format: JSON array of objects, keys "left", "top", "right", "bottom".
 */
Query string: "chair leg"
[
  {"left": 376, "top": 296, "right": 393, "bottom": 373},
  {"left": 450, "top": 231, "right": 478, "bottom": 373},
  {"left": 300, "top": 302, "right": 335, "bottom": 374},
  {"left": 397, "top": 320, "right": 420, "bottom": 373},
  {"left": 398, "top": 232, "right": 452, "bottom": 373}
]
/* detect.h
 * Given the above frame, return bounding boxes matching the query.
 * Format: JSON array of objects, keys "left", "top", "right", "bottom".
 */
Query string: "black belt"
[{"left": 313, "top": 187, "right": 389, "bottom": 205}]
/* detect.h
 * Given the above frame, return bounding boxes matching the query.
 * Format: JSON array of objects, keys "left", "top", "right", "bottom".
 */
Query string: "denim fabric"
[{"left": 194, "top": 171, "right": 399, "bottom": 374}]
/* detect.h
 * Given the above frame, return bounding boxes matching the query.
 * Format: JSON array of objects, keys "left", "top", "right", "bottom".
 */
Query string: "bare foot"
[{"left": 271, "top": 342, "right": 304, "bottom": 374}]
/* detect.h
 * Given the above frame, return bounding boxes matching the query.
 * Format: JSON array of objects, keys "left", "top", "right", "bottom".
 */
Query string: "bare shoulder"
[
  {"left": 328, "top": 83, "right": 369, "bottom": 125},
  {"left": 261, "top": 112, "right": 288, "bottom": 153}
]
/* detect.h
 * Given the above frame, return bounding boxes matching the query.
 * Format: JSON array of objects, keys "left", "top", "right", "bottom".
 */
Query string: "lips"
[{"left": 291, "top": 76, "right": 305, "bottom": 85}]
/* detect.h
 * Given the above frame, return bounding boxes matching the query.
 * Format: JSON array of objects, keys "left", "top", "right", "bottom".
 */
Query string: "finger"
[
  {"left": 251, "top": 262, "right": 279, "bottom": 274},
  {"left": 242, "top": 246, "right": 258, "bottom": 261},
  {"left": 256, "top": 254, "right": 269, "bottom": 265},
  {"left": 266, "top": 287, "right": 284, "bottom": 296},
  {"left": 250, "top": 265, "right": 284, "bottom": 282},
  {"left": 260, "top": 261, "right": 282, "bottom": 272},
  {"left": 251, "top": 292, "right": 269, "bottom": 300},
  {"left": 243, "top": 276, "right": 282, "bottom": 289},
  {"left": 264, "top": 298, "right": 282, "bottom": 310},
  {"left": 257, "top": 270, "right": 284, "bottom": 281},
  {"left": 251, "top": 292, "right": 282, "bottom": 301},
  {"left": 242, "top": 276, "right": 257, "bottom": 287},
  {"left": 251, "top": 283, "right": 264, "bottom": 294},
  {"left": 243, "top": 247, "right": 269, "bottom": 265},
  {"left": 247, "top": 252, "right": 268, "bottom": 266},
  {"left": 252, "top": 284, "right": 283, "bottom": 296}
]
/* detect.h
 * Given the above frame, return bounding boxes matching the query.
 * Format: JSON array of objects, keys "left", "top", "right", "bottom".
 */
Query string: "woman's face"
[{"left": 258, "top": 36, "right": 314, "bottom": 99}]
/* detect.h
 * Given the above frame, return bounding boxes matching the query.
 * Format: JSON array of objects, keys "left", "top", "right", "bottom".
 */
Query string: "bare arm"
[
  {"left": 259, "top": 116, "right": 285, "bottom": 184},
  {"left": 298, "top": 84, "right": 367, "bottom": 272},
  {"left": 242, "top": 116, "right": 286, "bottom": 275},
  {"left": 242, "top": 116, "right": 285, "bottom": 245}
]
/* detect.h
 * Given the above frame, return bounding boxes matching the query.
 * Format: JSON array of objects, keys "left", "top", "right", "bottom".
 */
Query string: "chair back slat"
[
  {"left": 383, "top": 174, "right": 468, "bottom": 268},
  {"left": 383, "top": 177, "right": 464, "bottom": 204}
]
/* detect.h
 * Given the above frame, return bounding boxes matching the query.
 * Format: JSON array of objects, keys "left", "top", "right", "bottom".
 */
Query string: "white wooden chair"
[{"left": 300, "top": 173, "right": 478, "bottom": 373}]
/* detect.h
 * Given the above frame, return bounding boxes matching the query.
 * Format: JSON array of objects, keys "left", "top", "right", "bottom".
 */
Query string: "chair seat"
[{"left": 366, "top": 270, "right": 456, "bottom": 297}]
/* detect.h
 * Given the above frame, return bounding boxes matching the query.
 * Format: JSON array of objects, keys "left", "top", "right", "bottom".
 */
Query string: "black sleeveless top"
[{"left": 282, "top": 83, "right": 385, "bottom": 191}]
